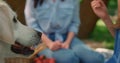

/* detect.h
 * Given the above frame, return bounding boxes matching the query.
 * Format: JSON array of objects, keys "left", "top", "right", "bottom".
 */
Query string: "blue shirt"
[{"left": 24, "top": 0, "right": 80, "bottom": 41}]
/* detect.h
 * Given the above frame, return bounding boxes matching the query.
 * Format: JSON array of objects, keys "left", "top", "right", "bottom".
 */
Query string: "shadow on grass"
[{"left": 89, "top": 20, "right": 114, "bottom": 49}]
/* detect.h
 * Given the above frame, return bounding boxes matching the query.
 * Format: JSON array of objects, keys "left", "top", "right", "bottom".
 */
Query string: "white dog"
[{"left": 0, "top": 0, "right": 41, "bottom": 63}]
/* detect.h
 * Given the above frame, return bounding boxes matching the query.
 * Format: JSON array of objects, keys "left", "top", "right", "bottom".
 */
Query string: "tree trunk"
[
  {"left": 78, "top": 0, "right": 109, "bottom": 39},
  {"left": 5, "top": 0, "right": 26, "bottom": 25}
]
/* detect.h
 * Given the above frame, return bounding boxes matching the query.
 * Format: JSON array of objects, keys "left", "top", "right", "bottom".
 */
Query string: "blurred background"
[{"left": 5, "top": 0, "right": 118, "bottom": 50}]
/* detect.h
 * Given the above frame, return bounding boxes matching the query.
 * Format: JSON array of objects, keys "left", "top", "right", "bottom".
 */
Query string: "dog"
[{"left": 0, "top": 0, "right": 42, "bottom": 63}]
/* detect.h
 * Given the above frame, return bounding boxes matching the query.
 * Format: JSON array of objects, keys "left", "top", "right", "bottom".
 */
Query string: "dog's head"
[{"left": 0, "top": 1, "right": 42, "bottom": 55}]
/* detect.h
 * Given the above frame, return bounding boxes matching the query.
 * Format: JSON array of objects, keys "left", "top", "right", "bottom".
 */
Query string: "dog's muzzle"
[
  {"left": 11, "top": 41, "right": 34, "bottom": 55},
  {"left": 11, "top": 32, "right": 42, "bottom": 55}
]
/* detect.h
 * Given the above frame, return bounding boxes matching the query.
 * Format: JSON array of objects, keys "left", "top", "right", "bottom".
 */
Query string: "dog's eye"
[{"left": 13, "top": 16, "right": 17, "bottom": 23}]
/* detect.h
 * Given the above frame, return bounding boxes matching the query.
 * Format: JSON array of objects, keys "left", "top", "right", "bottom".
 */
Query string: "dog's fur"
[{"left": 0, "top": 0, "right": 41, "bottom": 63}]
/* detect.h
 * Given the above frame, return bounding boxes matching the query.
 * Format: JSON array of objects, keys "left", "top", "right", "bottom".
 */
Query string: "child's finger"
[
  {"left": 98, "top": 0, "right": 106, "bottom": 7},
  {"left": 91, "top": 1, "right": 101, "bottom": 8}
]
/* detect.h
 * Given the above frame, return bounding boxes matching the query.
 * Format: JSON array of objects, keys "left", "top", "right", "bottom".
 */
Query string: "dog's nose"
[{"left": 37, "top": 31, "right": 42, "bottom": 38}]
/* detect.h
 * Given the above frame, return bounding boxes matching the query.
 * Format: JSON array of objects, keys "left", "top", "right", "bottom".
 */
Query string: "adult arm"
[{"left": 62, "top": 0, "right": 80, "bottom": 49}]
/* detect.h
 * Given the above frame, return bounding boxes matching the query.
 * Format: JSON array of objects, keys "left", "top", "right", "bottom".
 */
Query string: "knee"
[
  {"left": 72, "top": 46, "right": 105, "bottom": 63},
  {"left": 86, "top": 53, "right": 105, "bottom": 63},
  {"left": 95, "top": 53, "right": 105, "bottom": 63},
  {"left": 72, "top": 44, "right": 91, "bottom": 56},
  {"left": 53, "top": 49, "right": 79, "bottom": 63}
]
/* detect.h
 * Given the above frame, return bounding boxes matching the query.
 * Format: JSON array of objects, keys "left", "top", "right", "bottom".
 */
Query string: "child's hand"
[{"left": 91, "top": 0, "right": 108, "bottom": 20}]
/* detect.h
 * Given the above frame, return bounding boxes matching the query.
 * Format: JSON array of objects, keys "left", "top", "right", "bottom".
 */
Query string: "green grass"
[{"left": 89, "top": 19, "right": 114, "bottom": 49}]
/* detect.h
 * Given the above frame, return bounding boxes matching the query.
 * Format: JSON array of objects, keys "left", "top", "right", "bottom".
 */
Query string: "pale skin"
[
  {"left": 91, "top": 0, "right": 116, "bottom": 37},
  {"left": 41, "top": 32, "right": 74, "bottom": 51}
]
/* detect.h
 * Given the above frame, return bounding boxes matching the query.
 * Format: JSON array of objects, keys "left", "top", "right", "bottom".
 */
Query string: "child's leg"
[{"left": 70, "top": 37, "right": 105, "bottom": 63}]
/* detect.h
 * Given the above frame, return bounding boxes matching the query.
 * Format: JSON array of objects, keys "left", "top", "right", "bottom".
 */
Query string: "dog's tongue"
[{"left": 11, "top": 42, "right": 34, "bottom": 56}]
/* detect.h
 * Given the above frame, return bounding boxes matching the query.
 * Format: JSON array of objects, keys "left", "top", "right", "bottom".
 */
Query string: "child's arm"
[{"left": 91, "top": 0, "right": 115, "bottom": 37}]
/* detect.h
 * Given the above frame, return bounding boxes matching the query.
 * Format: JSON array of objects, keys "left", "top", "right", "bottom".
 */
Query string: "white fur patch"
[
  {"left": 0, "top": 1, "right": 15, "bottom": 44},
  {"left": 0, "top": 1, "right": 41, "bottom": 63}
]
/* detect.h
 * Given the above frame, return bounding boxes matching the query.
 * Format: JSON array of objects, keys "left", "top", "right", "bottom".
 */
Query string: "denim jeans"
[
  {"left": 106, "top": 29, "right": 120, "bottom": 63},
  {"left": 38, "top": 34, "right": 104, "bottom": 63}
]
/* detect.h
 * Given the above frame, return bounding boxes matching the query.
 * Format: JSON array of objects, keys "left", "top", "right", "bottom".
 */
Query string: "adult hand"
[
  {"left": 62, "top": 42, "right": 70, "bottom": 49},
  {"left": 48, "top": 40, "right": 62, "bottom": 51},
  {"left": 41, "top": 33, "right": 62, "bottom": 51},
  {"left": 91, "top": 0, "right": 108, "bottom": 20}
]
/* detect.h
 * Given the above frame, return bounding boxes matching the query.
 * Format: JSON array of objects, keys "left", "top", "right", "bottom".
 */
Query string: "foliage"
[
  {"left": 107, "top": 0, "right": 118, "bottom": 16},
  {"left": 80, "top": 0, "right": 83, "bottom": 3},
  {"left": 89, "top": 20, "right": 114, "bottom": 49}
]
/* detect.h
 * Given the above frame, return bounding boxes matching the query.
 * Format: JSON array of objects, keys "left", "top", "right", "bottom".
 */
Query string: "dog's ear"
[{"left": 0, "top": 1, "right": 15, "bottom": 44}]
